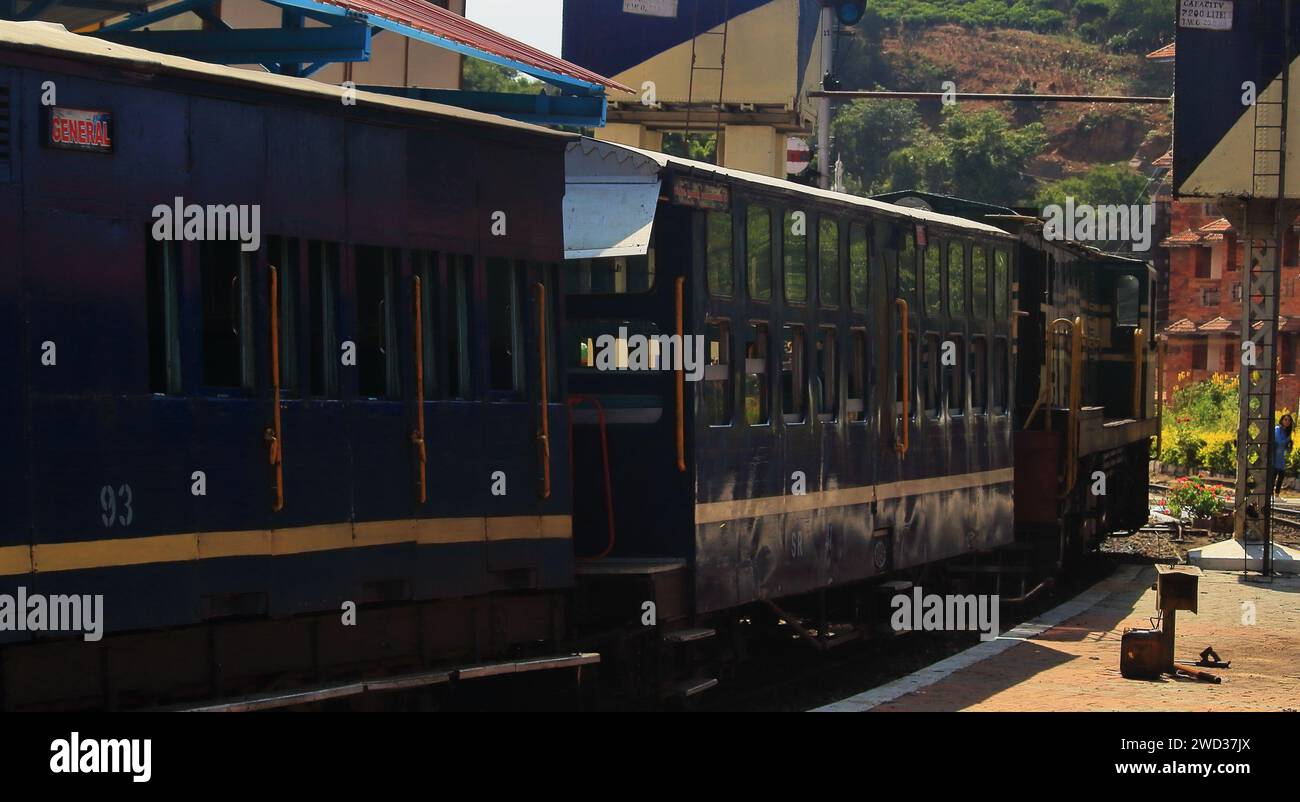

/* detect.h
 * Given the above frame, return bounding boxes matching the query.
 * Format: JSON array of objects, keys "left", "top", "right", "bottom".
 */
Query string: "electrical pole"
[{"left": 817, "top": 3, "right": 833, "bottom": 189}]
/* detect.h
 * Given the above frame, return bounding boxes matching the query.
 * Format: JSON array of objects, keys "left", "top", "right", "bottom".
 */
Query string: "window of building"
[
  {"left": 850, "top": 223, "right": 869, "bottom": 311},
  {"left": 782, "top": 324, "right": 806, "bottom": 422},
  {"left": 1191, "top": 342, "right": 1208, "bottom": 370},
  {"left": 707, "top": 210, "right": 733, "bottom": 297},
  {"left": 815, "top": 327, "right": 837, "bottom": 418},
  {"left": 355, "top": 246, "right": 398, "bottom": 399},
  {"left": 747, "top": 206, "right": 772, "bottom": 302},
  {"left": 785, "top": 210, "right": 807, "bottom": 304},
  {"left": 819, "top": 218, "right": 840, "bottom": 307},
  {"left": 1194, "top": 247, "right": 1212, "bottom": 278},
  {"left": 948, "top": 241, "right": 966, "bottom": 317},
  {"left": 1202, "top": 287, "right": 1220, "bottom": 306},
  {"left": 307, "top": 241, "right": 340, "bottom": 398},
  {"left": 146, "top": 237, "right": 182, "bottom": 394},
  {"left": 1283, "top": 333, "right": 1297, "bottom": 374},
  {"left": 847, "top": 329, "right": 867, "bottom": 422},
  {"left": 199, "top": 241, "right": 253, "bottom": 391},
  {"left": 744, "top": 322, "right": 769, "bottom": 425}
]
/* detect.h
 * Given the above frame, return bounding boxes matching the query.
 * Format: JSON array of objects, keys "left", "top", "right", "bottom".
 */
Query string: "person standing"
[{"left": 1274, "top": 414, "right": 1295, "bottom": 497}]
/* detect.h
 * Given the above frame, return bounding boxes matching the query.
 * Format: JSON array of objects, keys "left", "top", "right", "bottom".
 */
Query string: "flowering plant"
[{"left": 1165, "top": 476, "right": 1227, "bottom": 519}]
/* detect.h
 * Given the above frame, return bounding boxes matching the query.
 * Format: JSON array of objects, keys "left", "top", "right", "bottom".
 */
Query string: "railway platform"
[{"left": 816, "top": 564, "right": 1300, "bottom": 712}]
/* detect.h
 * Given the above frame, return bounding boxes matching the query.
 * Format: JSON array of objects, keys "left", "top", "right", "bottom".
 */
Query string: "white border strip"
[{"left": 811, "top": 565, "right": 1143, "bottom": 712}]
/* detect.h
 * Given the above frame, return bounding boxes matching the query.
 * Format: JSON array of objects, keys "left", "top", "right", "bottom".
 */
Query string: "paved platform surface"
[{"left": 816, "top": 565, "right": 1300, "bottom": 712}]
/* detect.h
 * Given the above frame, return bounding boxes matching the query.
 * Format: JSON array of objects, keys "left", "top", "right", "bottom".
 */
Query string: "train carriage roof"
[
  {"left": 563, "top": 138, "right": 1013, "bottom": 261},
  {"left": 0, "top": 20, "right": 575, "bottom": 140}
]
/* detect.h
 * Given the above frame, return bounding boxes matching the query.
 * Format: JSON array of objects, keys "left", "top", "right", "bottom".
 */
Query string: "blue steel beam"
[
  {"left": 358, "top": 85, "right": 607, "bottom": 128},
  {"left": 93, "top": 23, "right": 371, "bottom": 64},
  {"left": 266, "top": 0, "right": 606, "bottom": 96}
]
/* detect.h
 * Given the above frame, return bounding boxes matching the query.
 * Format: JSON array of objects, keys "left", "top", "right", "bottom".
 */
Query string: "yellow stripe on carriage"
[{"left": 0, "top": 515, "right": 572, "bottom": 576}]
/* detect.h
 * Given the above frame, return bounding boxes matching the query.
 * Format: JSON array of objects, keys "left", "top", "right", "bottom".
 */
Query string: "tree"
[
  {"left": 461, "top": 58, "right": 540, "bottom": 94},
  {"left": 1031, "top": 162, "right": 1150, "bottom": 210},
  {"left": 831, "top": 98, "right": 926, "bottom": 193}
]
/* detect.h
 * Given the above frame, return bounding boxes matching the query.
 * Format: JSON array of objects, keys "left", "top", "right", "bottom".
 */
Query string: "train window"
[
  {"left": 784, "top": 210, "right": 808, "bottom": 304},
  {"left": 487, "top": 258, "right": 523, "bottom": 395},
  {"left": 565, "top": 251, "right": 655, "bottom": 294},
  {"left": 948, "top": 241, "right": 966, "bottom": 318},
  {"left": 819, "top": 218, "right": 840, "bottom": 307},
  {"left": 707, "top": 211, "right": 734, "bottom": 297},
  {"left": 703, "top": 320, "right": 732, "bottom": 425},
  {"left": 947, "top": 334, "right": 965, "bottom": 415},
  {"left": 923, "top": 333, "right": 941, "bottom": 417},
  {"left": 899, "top": 230, "right": 917, "bottom": 303},
  {"left": 924, "top": 240, "right": 942, "bottom": 318},
  {"left": 145, "top": 237, "right": 182, "bottom": 395},
  {"left": 355, "top": 246, "right": 399, "bottom": 399},
  {"left": 972, "top": 245, "right": 988, "bottom": 319},
  {"left": 781, "top": 324, "right": 806, "bottom": 423},
  {"left": 199, "top": 241, "right": 253, "bottom": 391},
  {"left": 744, "top": 322, "right": 770, "bottom": 425},
  {"left": 416, "top": 252, "right": 440, "bottom": 400},
  {"left": 994, "top": 250, "right": 1009, "bottom": 319},
  {"left": 569, "top": 319, "right": 661, "bottom": 372},
  {"left": 971, "top": 336, "right": 988, "bottom": 414},
  {"left": 993, "top": 337, "right": 1009, "bottom": 415},
  {"left": 1116, "top": 274, "right": 1140, "bottom": 327},
  {"left": 815, "top": 327, "right": 837, "bottom": 419},
  {"left": 850, "top": 223, "right": 869, "bottom": 312},
  {"left": 747, "top": 206, "right": 772, "bottom": 302},
  {"left": 307, "top": 241, "right": 340, "bottom": 398},
  {"left": 446, "top": 256, "right": 473, "bottom": 399},
  {"left": 847, "top": 329, "right": 867, "bottom": 422},
  {"left": 269, "top": 237, "right": 300, "bottom": 394}
]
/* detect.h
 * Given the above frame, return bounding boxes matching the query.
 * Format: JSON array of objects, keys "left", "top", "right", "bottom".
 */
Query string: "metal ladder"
[
  {"left": 683, "top": 0, "right": 729, "bottom": 163},
  {"left": 1235, "top": 8, "right": 1292, "bottom": 575}
]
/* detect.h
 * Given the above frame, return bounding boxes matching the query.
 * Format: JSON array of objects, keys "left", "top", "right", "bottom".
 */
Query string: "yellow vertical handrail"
[
  {"left": 265, "top": 264, "right": 284, "bottom": 513},
  {"left": 535, "top": 282, "right": 551, "bottom": 499},
  {"left": 1132, "top": 327, "right": 1145, "bottom": 418},
  {"left": 675, "top": 276, "right": 686, "bottom": 473},
  {"left": 895, "top": 298, "right": 909, "bottom": 457},
  {"left": 411, "top": 275, "right": 427, "bottom": 504}
]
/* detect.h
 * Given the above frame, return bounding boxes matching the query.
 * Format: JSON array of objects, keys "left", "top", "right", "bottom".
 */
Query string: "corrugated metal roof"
[
  {"left": 568, "top": 139, "right": 1016, "bottom": 239},
  {"left": 0, "top": 20, "right": 574, "bottom": 138},
  {"left": 291, "top": 0, "right": 632, "bottom": 93}
]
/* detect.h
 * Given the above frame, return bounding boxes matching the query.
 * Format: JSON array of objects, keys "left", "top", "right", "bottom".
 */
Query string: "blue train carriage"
[
  {"left": 877, "top": 191, "right": 1158, "bottom": 574},
  {"left": 562, "top": 140, "right": 1019, "bottom": 670},
  {"left": 0, "top": 21, "right": 575, "bottom": 709}
]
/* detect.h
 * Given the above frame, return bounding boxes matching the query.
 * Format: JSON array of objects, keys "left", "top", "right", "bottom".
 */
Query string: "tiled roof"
[
  {"left": 1153, "top": 150, "right": 1173, "bottom": 168},
  {"left": 1253, "top": 317, "right": 1298, "bottom": 331},
  {"left": 1200, "top": 218, "right": 1233, "bottom": 232},
  {"left": 1162, "top": 228, "right": 1205, "bottom": 246},
  {"left": 1146, "top": 42, "right": 1175, "bottom": 61},
  {"left": 1165, "top": 318, "right": 1197, "bottom": 334},
  {"left": 1199, "top": 316, "right": 1236, "bottom": 332}
]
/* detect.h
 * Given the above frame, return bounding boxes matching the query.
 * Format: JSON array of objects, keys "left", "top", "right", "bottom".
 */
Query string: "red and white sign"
[
  {"left": 47, "top": 106, "right": 113, "bottom": 153},
  {"left": 786, "top": 137, "right": 811, "bottom": 176}
]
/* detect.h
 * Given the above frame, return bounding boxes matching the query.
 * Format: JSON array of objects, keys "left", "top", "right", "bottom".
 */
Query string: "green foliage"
[
  {"left": 1031, "top": 163, "right": 1150, "bottom": 212},
  {"left": 831, "top": 99, "right": 926, "bottom": 195},
  {"left": 662, "top": 132, "right": 717, "bottom": 163},
  {"left": 461, "top": 58, "right": 540, "bottom": 94},
  {"left": 874, "top": 107, "right": 1047, "bottom": 204}
]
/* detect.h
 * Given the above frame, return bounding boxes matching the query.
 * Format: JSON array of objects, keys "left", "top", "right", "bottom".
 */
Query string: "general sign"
[
  {"left": 622, "top": 0, "right": 678, "bottom": 18},
  {"left": 46, "top": 106, "right": 113, "bottom": 153},
  {"left": 1179, "top": 0, "right": 1233, "bottom": 30}
]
